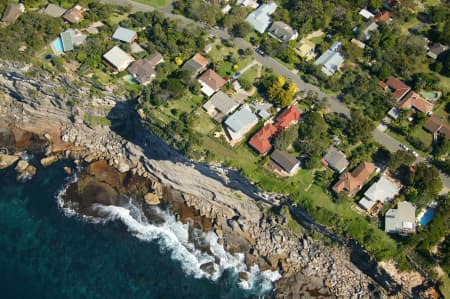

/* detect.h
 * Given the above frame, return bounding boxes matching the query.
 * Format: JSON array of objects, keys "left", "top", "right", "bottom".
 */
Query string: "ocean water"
[{"left": 0, "top": 162, "right": 277, "bottom": 299}]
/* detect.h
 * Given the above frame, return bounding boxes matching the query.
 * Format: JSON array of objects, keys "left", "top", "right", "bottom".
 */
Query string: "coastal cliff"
[{"left": 0, "top": 61, "right": 393, "bottom": 298}]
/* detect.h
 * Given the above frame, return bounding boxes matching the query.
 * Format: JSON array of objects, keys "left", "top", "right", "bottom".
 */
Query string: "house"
[
  {"left": 427, "top": 43, "right": 449, "bottom": 60},
  {"left": 269, "top": 150, "right": 300, "bottom": 176},
  {"left": 248, "top": 105, "right": 300, "bottom": 155},
  {"left": 361, "top": 22, "right": 379, "bottom": 40},
  {"left": 359, "top": 175, "right": 401, "bottom": 211},
  {"left": 237, "top": 0, "right": 259, "bottom": 9},
  {"left": 351, "top": 38, "right": 366, "bottom": 49},
  {"left": 245, "top": 2, "right": 277, "bottom": 34},
  {"left": 224, "top": 105, "right": 258, "bottom": 142},
  {"left": 332, "top": 161, "right": 375, "bottom": 195},
  {"left": 1, "top": 3, "right": 25, "bottom": 24},
  {"left": 359, "top": 9, "right": 375, "bottom": 20},
  {"left": 58, "top": 29, "right": 86, "bottom": 52},
  {"left": 322, "top": 146, "right": 349, "bottom": 173},
  {"left": 127, "top": 52, "right": 164, "bottom": 85},
  {"left": 198, "top": 69, "right": 227, "bottom": 97},
  {"left": 42, "top": 4, "right": 66, "bottom": 18},
  {"left": 60, "top": 30, "right": 74, "bottom": 52},
  {"left": 295, "top": 39, "right": 315, "bottom": 60},
  {"left": 397, "top": 91, "right": 434, "bottom": 114},
  {"left": 424, "top": 116, "right": 450, "bottom": 140},
  {"left": 248, "top": 123, "right": 278, "bottom": 155},
  {"left": 103, "top": 46, "right": 135, "bottom": 72},
  {"left": 112, "top": 26, "right": 137, "bottom": 44},
  {"left": 379, "top": 76, "right": 411, "bottom": 102},
  {"left": 202, "top": 91, "right": 239, "bottom": 121},
  {"left": 268, "top": 21, "right": 298, "bottom": 43},
  {"left": 314, "top": 42, "right": 345, "bottom": 76},
  {"left": 182, "top": 53, "right": 209, "bottom": 77},
  {"left": 371, "top": 11, "right": 391, "bottom": 23},
  {"left": 275, "top": 105, "right": 301, "bottom": 129},
  {"left": 62, "top": 5, "right": 85, "bottom": 24},
  {"left": 385, "top": 201, "right": 416, "bottom": 235}
]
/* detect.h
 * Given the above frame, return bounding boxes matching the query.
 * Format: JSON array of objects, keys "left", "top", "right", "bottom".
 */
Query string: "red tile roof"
[
  {"left": 372, "top": 11, "right": 391, "bottom": 22},
  {"left": 248, "top": 124, "right": 278, "bottom": 155},
  {"left": 332, "top": 161, "right": 375, "bottom": 194},
  {"left": 198, "top": 69, "right": 227, "bottom": 91},
  {"left": 192, "top": 53, "right": 209, "bottom": 66},
  {"left": 381, "top": 77, "right": 411, "bottom": 101},
  {"left": 248, "top": 105, "right": 301, "bottom": 155},
  {"left": 275, "top": 105, "right": 301, "bottom": 129},
  {"left": 397, "top": 91, "right": 434, "bottom": 114}
]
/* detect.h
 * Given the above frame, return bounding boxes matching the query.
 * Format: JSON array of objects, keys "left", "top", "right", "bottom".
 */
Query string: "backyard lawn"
[{"left": 131, "top": 0, "right": 173, "bottom": 8}]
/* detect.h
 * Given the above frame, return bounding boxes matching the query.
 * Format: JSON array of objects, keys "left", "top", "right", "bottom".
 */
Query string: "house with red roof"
[
  {"left": 379, "top": 76, "right": 411, "bottom": 102},
  {"left": 275, "top": 105, "right": 302, "bottom": 129},
  {"left": 397, "top": 91, "right": 434, "bottom": 114},
  {"left": 248, "top": 105, "right": 301, "bottom": 155},
  {"left": 248, "top": 124, "right": 278, "bottom": 155}
]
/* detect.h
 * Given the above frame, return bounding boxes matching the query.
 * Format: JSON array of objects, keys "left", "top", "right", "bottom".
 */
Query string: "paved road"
[{"left": 373, "top": 126, "right": 450, "bottom": 191}]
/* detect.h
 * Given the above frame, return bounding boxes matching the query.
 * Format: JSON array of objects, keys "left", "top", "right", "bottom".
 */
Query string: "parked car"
[
  {"left": 256, "top": 47, "right": 265, "bottom": 56},
  {"left": 411, "top": 151, "right": 419, "bottom": 158}
]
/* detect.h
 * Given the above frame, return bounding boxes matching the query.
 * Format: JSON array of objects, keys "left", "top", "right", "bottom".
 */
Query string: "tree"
[
  {"left": 389, "top": 150, "right": 415, "bottom": 171},
  {"left": 231, "top": 22, "right": 252, "bottom": 38},
  {"left": 274, "top": 125, "right": 299, "bottom": 150},
  {"left": 433, "top": 134, "right": 450, "bottom": 158},
  {"left": 368, "top": 0, "right": 382, "bottom": 10},
  {"left": 407, "top": 163, "right": 443, "bottom": 196}
]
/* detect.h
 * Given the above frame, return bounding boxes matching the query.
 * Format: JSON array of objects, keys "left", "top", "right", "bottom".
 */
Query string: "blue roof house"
[
  {"left": 224, "top": 105, "right": 258, "bottom": 143},
  {"left": 112, "top": 26, "right": 137, "bottom": 44},
  {"left": 245, "top": 2, "right": 277, "bottom": 34},
  {"left": 314, "top": 42, "right": 345, "bottom": 76}
]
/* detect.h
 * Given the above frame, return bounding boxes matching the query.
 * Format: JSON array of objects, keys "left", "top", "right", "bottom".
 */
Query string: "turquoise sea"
[{"left": 0, "top": 162, "right": 275, "bottom": 299}]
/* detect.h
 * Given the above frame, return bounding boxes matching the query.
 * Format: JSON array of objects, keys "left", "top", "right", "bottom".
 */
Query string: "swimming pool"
[
  {"left": 52, "top": 37, "right": 63, "bottom": 53},
  {"left": 421, "top": 91, "right": 440, "bottom": 101},
  {"left": 419, "top": 208, "right": 436, "bottom": 227}
]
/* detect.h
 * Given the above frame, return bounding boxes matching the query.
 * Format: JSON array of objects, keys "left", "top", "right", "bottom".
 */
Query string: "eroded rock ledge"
[{"left": 0, "top": 62, "right": 388, "bottom": 298}]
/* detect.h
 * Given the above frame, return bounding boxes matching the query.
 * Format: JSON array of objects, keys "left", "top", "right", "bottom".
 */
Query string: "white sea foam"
[{"left": 56, "top": 179, "right": 280, "bottom": 293}]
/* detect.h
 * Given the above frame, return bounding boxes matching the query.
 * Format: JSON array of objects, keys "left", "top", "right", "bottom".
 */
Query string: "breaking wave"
[{"left": 55, "top": 173, "right": 280, "bottom": 295}]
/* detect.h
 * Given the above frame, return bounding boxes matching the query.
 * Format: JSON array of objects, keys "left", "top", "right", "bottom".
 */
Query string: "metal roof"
[
  {"left": 246, "top": 2, "right": 277, "bottom": 33},
  {"left": 270, "top": 150, "right": 299, "bottom": 173},
  {"left": 364, "top": 175, "right": 400, "bottom": 203},
  {"left": 60, "top": 31, "right": 74, "bottom": 52},
  {"left": 203, "top": 91, "right": 238, "bottom": 115},
  {"left": 225, "top": 105, "right": 258, "bottom": 133},
  {"left": 103, "top": 46, "right": 134, "bottom": 71},
  {"left": 112, "top": 26, "right": 137, "bottom": 43}
]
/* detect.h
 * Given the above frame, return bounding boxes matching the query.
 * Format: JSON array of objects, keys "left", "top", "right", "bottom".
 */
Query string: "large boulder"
[
  {"left": 40, "top": 155, "right": 59, "bottom": 167},
  {"left": 0, "top": 154, "right": 19, "bottom": 169}
]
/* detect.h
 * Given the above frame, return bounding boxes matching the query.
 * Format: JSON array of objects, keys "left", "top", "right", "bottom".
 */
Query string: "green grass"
[
  {"left": 433, "top": 101, "right": 450, "bottom": 125},
  {"left": 439, "top": 273, "right": 450, "bottom": 299},
  {"left": 130, "top": 0, "right": 173, "bottom": 8},
  {"left": 207, "top": 44, "right": 253, "bottom": 78},
  {"left": 309, "top": 36, "right": 324, "bottom": 44},
  {"left": 193, "top": 112, "right": 216, "bottom": 135},
  {"left": 83, "top": 115, "right": 111, "bottom": 127},
  {"left": 386, "top": 129, "right": 430, "bottom": 157},
  {"left": 240, "top": 64, "right": 259, "bottom": 82}
]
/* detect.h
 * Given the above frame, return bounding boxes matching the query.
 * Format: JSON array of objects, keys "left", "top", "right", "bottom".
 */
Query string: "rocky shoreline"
[{"left": 0, "top": 61, "right": 395, "bottom": 298}]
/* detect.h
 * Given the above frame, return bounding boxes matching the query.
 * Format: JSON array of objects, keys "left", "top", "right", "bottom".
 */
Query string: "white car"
[{"left": 412, "top": 151, "right": 419, "bottom": 158}]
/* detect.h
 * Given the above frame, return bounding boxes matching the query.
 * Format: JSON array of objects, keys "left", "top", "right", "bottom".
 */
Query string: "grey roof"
[
  {"left": 60, "top": 31, "right": 74, "bottom": 52},
  {"left": 2, "top": 3, "right": 24, "bottom": 23},
  {"left": 427, "top": 43, "right": 449, "bottom": 59},
  {"left": 127, "top": 52, "right": 163, "bottom": 85},
  {"left": 362, "top": 22, "right": 379, "bottom": 40},
  {"left": 270, "top": 150, "right": 299, "bottom": 173},
  {"left": 323, "top": 147, "right": 349, "bottom": 173},
  {"left": 203, "top": 91, "right": 238, "bottom": 115},
  {"left": 225, "top": 105, "right": 258, "bottom": 133},
  {"left": 359, "top": 197, "right": 377, "bottom": 211},
  {"left": 385, "top": 201, "right": 416, "bottom": 234},
  {"left": 268, "top": 21, "right": 298, "bottom": 42},
  {"left": 246, "top": 2, "right": 277, "bottom": 33},
  {"left": 42, "top": 4, "right": 66, "bottom": 17},
  {"left": 364, "top": 175, "right": 400, "bottom": 203},
  {"left": 103, "top": 46, "right": 134, "bottom": 71},
  {"left": 112, "top": 26, "right": 137, "bottom": 43},
  {"left": 314, "top": 42, "right": 345, "bottom": 76}
]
